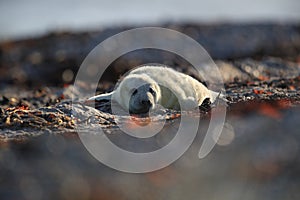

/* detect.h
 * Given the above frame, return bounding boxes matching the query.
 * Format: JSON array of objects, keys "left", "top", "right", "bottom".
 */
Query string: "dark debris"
[{"left": 1, "top": 24, "right": 300, "bottom": 141}]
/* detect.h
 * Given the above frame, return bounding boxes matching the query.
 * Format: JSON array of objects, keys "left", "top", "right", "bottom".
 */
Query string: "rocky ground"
[{"left": 0, "top": 23, "right": 300, "bottom": 200}]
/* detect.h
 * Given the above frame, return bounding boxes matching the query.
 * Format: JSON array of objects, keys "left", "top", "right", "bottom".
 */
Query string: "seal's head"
[{"left": 116, "top": 74, "right": 161, "bottom": 114}]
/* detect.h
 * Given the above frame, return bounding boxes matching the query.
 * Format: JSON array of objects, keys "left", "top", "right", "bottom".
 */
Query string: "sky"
[{"left": 0, "top": 0, "right": 299, "bottom": 40}]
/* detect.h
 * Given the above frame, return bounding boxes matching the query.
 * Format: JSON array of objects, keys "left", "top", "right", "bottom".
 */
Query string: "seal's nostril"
[{"left": 141, "top": 100, "right": 151, "bottom": 106}]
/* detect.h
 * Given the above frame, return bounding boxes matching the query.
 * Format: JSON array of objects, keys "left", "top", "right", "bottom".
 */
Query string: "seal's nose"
[{"left": 141, "top": 100, "right": 152, "bottom": 107}]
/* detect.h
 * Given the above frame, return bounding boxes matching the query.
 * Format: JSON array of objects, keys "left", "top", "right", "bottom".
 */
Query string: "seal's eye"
[
  {"left": 132, "top": 89, "right": 138, "bottom": 95},
  {"left": 149, "top": 87, "right": 156, "bottom": 95}
]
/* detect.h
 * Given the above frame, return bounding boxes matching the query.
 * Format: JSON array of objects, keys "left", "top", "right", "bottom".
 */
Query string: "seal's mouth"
[{"left": 129, "top": 106, "right": 151, "bottom": 115}]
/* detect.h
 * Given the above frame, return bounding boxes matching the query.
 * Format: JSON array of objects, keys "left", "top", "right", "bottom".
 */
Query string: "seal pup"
[{"left": 88, "top": 66, "right": 225, "bottom": 114}]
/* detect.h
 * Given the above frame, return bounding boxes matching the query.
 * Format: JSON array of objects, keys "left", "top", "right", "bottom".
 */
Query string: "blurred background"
[
  {"left": 1, "top": 1, "right": 300, "bottom": 200},
  {"left": 0, "top": 0, "right": 300, "bottom": 41}
]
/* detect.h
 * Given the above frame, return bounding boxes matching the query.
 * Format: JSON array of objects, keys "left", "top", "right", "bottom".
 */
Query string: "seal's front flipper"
[
  {"left": 88, "top": 92, "right": 113, "bottom": 101},
  {"left": 84, "top": 92, "right": 113, "bottom": 107}
]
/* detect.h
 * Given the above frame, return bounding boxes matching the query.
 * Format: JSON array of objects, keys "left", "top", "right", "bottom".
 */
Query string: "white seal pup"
[{"left": 88, "top": 66, "right": 224, "bottom": 114}]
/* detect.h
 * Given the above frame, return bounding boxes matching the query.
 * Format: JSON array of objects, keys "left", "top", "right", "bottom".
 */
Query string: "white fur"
[{"left": 88, "top": 66, "right": 224, "bottom": 113}]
